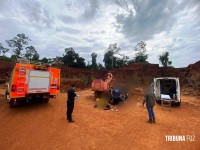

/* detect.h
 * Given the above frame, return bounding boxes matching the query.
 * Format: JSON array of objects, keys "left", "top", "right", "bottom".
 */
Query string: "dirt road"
[{"left": 0, "top": 88, "right": 200, "bottom": 150}]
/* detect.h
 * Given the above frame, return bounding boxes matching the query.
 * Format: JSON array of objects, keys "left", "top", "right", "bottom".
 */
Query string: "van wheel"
[
  {"left": 177, "top": 98, "right": 181, "bottom": 106},
  {"left": 43, "top": 98, "right": 49, "bottom": 103},
  {"left": 177, "top": 102, "right": 181, "bottom": 106}
]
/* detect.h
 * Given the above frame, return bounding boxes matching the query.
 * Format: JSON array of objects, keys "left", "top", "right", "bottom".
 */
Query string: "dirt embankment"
[
  {"left": 0, "top": 60, "right": 200, "bottom": 94},
  {"left": 53, "top": 61, "right": 200, "bottom": 96},
  {"left": 0, "top": 61, "right": 14, "bottom": 82}
]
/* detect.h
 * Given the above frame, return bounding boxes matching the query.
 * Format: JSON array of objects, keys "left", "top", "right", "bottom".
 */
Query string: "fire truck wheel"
[
  {"left": 9, "top": 101, "right": 15, "bottom": 108},
  {"left": 43, "top": 98, "right": 49, "bottom": 103}
]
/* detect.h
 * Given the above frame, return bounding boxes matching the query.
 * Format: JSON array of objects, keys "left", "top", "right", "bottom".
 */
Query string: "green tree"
[
  {"left": 159, "top": 52, "right": 172, "bottom": 67},
  {"left": 97, "top": 63, "right": 104, "bottom": 70},
  {"left": 75, "top": 57, "right": 86, "bottom": 68},
  {"left": 6, "top": 33, "right": 30, "bottom": 59},
  {"left": 52, "top": 56, "right": 63, "bottom": 62},
  {"left": 62, "top": 47, "right": 78, "bottom": 67},
  {"left": 51, "top": 56, "right": 64, "bottom": 66},
  {"left": 62, "top": 47, "right": 86, "bottom": 68},
  {"left": 25, "top": 45, "right": 38, "bottom": 61},
  {"left": 32, "top": 52, "right": 39, "bottom": 61},
  {"left": 103, "top": 43, "right": 121, "bottom": 69},
  {"left": 41, "top": 57, "right": 48, "bottom": 63},
  {"left": 48, "top": 58, "right": 53, "bottom": 63},
  {"left": 86, "top": 61, "right": 91, "bottom": 69},
  {"left": 91, "top": 52, "right": 98, "bottom": 69},
  {"left": 103, "top": 50, "right": 113, "bottom": 69},
  {"left": 117, "top": 54, "right": 129, "bottom": 67},
  {"left": 115, "top": 57, "right": 123, "bottom": 67},
  {"left": 0, "top": 43, "right": 9, "bottom": 56},
  {"left": 134, "top": 41, "right": 148, "bottom": 63}
]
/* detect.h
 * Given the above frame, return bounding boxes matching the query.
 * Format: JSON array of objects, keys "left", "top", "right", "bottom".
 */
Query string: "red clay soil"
[{"left": 0, "top": 88, "right": 200, "bottom": 150}]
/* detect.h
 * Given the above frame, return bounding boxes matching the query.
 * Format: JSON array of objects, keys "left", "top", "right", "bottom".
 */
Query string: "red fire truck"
[{"left": 5, "top": 59, "right": 60, "bottom": 107}]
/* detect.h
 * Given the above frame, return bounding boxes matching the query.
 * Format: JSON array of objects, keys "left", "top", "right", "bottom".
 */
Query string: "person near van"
[
  {"left": 67, "top": 84, "right": 78, "bottom": 123},
  {"left": 143, "top": 85, "right": 156, "bottom": 124}
]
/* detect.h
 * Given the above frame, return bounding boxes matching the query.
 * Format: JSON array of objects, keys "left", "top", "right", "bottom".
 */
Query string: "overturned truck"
[{"left": 91, "top": 73, "right": 113, "bottom": 98}]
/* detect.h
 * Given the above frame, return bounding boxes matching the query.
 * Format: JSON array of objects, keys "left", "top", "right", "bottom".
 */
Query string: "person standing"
[
  {"left": 142, "top": 85, "right": 156, "bottom": 124},
  {"left": 67, "top": 84, "right": 78, "bottom": 123}
]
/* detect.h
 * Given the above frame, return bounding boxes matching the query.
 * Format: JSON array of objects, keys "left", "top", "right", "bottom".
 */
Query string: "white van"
[{"left": 153, "top": 77, "right": 181, "bottom": 106}]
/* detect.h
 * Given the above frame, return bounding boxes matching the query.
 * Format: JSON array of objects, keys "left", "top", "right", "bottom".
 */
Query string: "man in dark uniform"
[
  {"left": 67, "top": 84, "right": 78, "bottom": 123},
  {"left": 143, "top": 85, "right": 156, "bottom": 124},
  {"left": 110, "top": 87, "right": 121, "bottom": 111}
]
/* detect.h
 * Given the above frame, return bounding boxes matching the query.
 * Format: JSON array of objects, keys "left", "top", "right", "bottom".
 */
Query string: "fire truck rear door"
[{"left": 28, "top": 70, "right": 50, "bottom": 93}]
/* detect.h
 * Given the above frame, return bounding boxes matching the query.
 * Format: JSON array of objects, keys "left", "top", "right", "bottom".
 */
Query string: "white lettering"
[
  {"left": 172, "top": 136, "right": 174, "bottom": 141},
  {"left": 182, "top": 136, "right": 186, "bottom": 141},
  {"left": 187, "top": 135, "right": 195, "bottom": 141},
  {"left": 165, "top": 136, "right": 168, "bottom": 141},
  {"left": 165, "top": 135, "right": 188, "bottom": 141}
]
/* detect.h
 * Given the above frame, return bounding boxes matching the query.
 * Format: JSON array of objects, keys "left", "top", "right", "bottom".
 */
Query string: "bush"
[{"left": 0, "top": 56, "right": 13, "bottom": 62}]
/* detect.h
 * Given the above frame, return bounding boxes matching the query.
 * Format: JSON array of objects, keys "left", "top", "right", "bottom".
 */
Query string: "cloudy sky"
[{"left": 0, "top": 0, "right": 199, "bottom": 68}]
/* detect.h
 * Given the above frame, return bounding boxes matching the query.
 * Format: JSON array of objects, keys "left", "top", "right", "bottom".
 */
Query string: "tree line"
[{"left": 0, "top": 33, "right": 172, "bottom": 70}]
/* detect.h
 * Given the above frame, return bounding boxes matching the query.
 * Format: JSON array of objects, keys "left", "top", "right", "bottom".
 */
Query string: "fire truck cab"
[{"left": 5, "top": 59, "right": 60, "bottom": 108}]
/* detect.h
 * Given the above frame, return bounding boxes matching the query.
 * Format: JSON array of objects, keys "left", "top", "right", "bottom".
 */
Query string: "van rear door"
[
  {"left": 154, "top": 78, "right": 160, "bottom": 98},
  {"left": 175, "top": 78, "right": 181, "bottom": 102},
  {"left": 28, "top": 70, "right": 50, "bottom": 93}
]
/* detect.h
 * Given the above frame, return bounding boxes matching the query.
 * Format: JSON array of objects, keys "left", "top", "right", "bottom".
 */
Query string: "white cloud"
[{"left": 0, "top": 0, "right": 199, "bottom": 67}]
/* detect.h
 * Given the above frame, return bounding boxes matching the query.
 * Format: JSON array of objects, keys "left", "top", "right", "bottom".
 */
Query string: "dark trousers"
[
  {"left": 147, "top": 106, "right": 155, "bottom": 121},
  {"left": 67, "top": 101, "right": 74, "bottom": 121}
]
